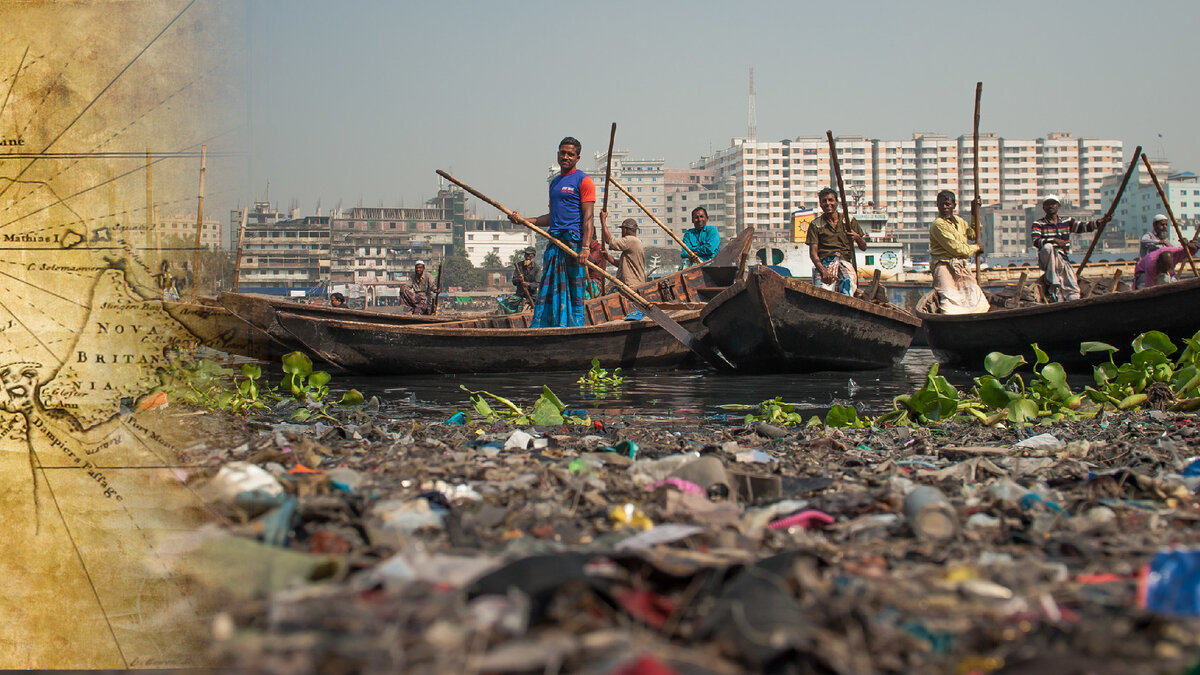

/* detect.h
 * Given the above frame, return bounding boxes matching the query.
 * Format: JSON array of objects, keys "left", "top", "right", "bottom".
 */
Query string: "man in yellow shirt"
[{"left": 928, "top": 190, "right": 989, "bottom": 314}]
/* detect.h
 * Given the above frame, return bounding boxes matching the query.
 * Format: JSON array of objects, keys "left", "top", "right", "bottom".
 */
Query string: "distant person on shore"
[
  {"left": 682, "top": 207, "right": 720, "bottom": 265},
  {"left": 928, "top": 190, "right": 989, "bottom": 314},
  {"left": 399, "top": 260, "right": 436, "bottom": 314},
  {"left": 330, "top": 292, "right": 345, "bottom": 308},
  {"left": 512, "top": 247, "right": 540, "bottom": 300},
  {"left": 1133, "top": 241, "right": 1199, "bottom": 289},
  {"left": 806, "top": 187, "right": 867, "bottom": 296},
  {"left": 600, "top": 209, "right": 647, "bottom": 286},
  {"left": 508, "top": 136, "right": 594, "bottom": 327},
  {"left": 585, "top": 238, "right": 615, "bottom": 298},
  {"left": 1139, "top": 214, "right": 1172, "bottom": 259},
  {"left": 1031, "top": 194, "right": 1110, "bottom": 302}
]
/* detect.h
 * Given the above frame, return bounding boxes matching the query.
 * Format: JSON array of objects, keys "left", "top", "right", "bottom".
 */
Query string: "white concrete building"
[{"left": 464, "top": 221, "right": 534, "bottom": 267}]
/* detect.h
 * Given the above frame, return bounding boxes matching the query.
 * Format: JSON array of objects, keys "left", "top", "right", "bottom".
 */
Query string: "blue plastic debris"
[
  {"left": 624, "top": 310, "right": 646, "bottom": 321},
  {"left": 1182, "top": 458, "right": 1200, "bottom": 478},
  {"left": 1145, "top": 549, "right": 1200, "bottom": 617},
  {"left": 604, "top": 439, "right": 639, "bottom": 459},
  {"left": 445, "top": 411, "right": 466, "bottom": 425}
]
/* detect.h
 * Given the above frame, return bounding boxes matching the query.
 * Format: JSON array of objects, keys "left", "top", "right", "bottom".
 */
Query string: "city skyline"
[{"left": 239, "top": 0, "right": 1200, "bottom": 225}]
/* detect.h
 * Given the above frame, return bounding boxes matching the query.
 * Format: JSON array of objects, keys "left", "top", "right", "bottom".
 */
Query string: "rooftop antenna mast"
[{"left": 747, "top": 67, "right": 757, "bottom": 142}]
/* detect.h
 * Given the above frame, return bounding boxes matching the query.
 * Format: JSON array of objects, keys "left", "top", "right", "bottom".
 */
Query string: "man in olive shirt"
[
  {"left": 805, "top": 187, "right": 867, "bottom": 296},
  {"left": 600, "top": 209, "right": 646, "bottom": 286}
]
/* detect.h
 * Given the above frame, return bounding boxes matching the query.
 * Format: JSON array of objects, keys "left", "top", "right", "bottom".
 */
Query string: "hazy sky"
[{"left": 242, "top": 0, "right": 1199, "bottom": 219}]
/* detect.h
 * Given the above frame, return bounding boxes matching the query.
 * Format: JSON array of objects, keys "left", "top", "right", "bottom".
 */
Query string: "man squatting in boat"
[
  {"left": 399, "top": 260, "right": 436, "bottom": 314},
  {"left": 928, "top": 190, "right": 989, "bottom": 314},
  {"left": 806, "top": 187, "right": 868, "bottom": 296},
  {"left": 1030, "top": 194, "right": 1111, "bottom": 302},
  {"left": 509, "top": 136, "right": 595, "bottom": 328}
]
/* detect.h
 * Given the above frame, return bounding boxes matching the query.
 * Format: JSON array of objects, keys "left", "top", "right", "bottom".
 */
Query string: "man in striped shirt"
[{"left": 1030, "top": 194, "right": 1111, "bottom": 302}]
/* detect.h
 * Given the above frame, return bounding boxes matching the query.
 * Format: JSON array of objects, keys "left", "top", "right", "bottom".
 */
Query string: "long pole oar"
[
  {"left": 1077, "top": 144, "right": 1141, "bottom": 275},
  {"left": 513, "top": 260, "right": 535, "bottom": 310},
  {"left": 432, "top": 262, "right": 444, "bottom": 314},
  {"left": 602, "top": 123, "right": 616, "bottom": 214},
  {"left": 826, "top": 130, "right": 857, "bottom": 273},
  {"left": 972, "top": 82, "right": 982, "bottom": 283},
  {"left": 1141, "top": 153, "right": 1198, "bottom": 277},
  {"left": 435, "top": 169, "right": 734, "bottom": 369},
  {"left": 608, "top": 177, "right": 698, "bottom": 260}
]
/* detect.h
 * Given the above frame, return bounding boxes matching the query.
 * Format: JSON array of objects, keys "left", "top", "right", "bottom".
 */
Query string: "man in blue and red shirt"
[
  {"left": 1030, "top": 194, "right": 1110, "bottom": 302},
  {"left": 509, "top": 136, "right": 595, "bottom": 327}
]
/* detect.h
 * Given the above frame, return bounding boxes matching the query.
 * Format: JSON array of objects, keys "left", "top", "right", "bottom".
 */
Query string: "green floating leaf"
[
  {"left": 529, "top": 396, "right": 565, "bottom": 426},
  {"left": 1039, "top": 363, "right": 1069, "bottom": 392},
  {"left": 976, "top": 376, "right": 1014, "bottom": 408},
  {"left": 241, "top": 363, "right": 262, "bottom": 379},
  {"left": 1133, "top": 331, "right": 1176, "bottom": 356},
  {"left": 309, "top": 371, "right": 332, "bottom": 388},
  {"left": 1080, "top": 341, "right": 1118, "bottom": 356},
  {"left": 825, "top": 404, "right": 859, "bottom": 428},
  {"left": 339, "top": 389, "right": 365, "bottom": 405},
  {"left": 984, "top": 352, "right": 1026, "bottom": 379},
  {"left": 1006, "top": 398, "right": 1039, "bottom": 423},
  {"left": 282, "top": 351, "right": 314, "bottom": 377},
  {"left": 1031, "top": 343, "right": 1049, "bottom": 368}
]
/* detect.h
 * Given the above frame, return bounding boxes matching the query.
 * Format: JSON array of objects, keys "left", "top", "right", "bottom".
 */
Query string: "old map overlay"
[{"left": 0, "top": 2, "right": 245, "bottom": 667}]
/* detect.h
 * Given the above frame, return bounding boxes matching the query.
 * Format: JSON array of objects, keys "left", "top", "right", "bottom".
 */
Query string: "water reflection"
[{"left": 334, "top": 349, "right": 983, "bottom": 421}]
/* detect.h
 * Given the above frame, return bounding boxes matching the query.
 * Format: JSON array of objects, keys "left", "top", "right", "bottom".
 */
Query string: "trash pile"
[{"left": 154, "top": 402, "right": 1200, "bottom": 673}]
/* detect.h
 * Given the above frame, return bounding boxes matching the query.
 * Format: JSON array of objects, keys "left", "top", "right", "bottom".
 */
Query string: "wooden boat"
[
  {"left": 269, "top": 228, "right": 755, "bottom": 375},
  {"left": 162, "top": 297, "right": 279, "bottom": 361},
  {"left": 699, "top": 266, "right": 921, "bottom": 372},
  {"left": 217, "top": 291, "right": 454, "bottom": 360},
  {"left": 916, "top": 276, "right": 1200, "bottom": 367}
]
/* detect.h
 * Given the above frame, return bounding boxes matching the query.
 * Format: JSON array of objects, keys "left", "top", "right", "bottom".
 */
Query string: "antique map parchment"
[{"left": 0, "top": 1, "right": 245, "bottom": 667}]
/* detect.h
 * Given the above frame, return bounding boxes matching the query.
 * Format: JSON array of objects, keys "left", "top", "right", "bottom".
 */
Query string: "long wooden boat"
[
  {"left": 217, "top": 291, "right": 454, "bottom": 360},
  {"left": 699, "top": 266, "right": 921, "bottom": 372},
  {"left": 162, "top": 297, "right": 279, "bottom": 361},
  {"left": 916, "top": 276, "right": 1200, "bottom": 367},
  {"left": 269, "top": 228, "right": 755, "bottom": 375}
]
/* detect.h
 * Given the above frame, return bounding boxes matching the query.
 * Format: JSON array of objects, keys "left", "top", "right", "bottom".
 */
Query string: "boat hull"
[
  {"left": 917, "top": 277, "right": 1200, "bottom": 367},
  {"left": 700, "top": 267, "right": 921, "bottom": 372},
  {"left": 277, "top": 309, "right": 704, "bottom": 375}
]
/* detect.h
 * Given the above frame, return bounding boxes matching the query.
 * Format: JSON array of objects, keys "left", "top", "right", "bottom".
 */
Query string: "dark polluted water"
[{"left": 328, "top": 349, "right": 988, "bottom": 422}]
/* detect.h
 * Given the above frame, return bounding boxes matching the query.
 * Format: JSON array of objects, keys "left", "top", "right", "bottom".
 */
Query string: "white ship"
[{"left": 750, "top": 209, "right": 907, "bottom": 281}]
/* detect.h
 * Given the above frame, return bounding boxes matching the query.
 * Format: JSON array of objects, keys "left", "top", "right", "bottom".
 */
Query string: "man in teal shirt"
[{"left": 682, "top": 206, "right": 720, "bottom": 265}]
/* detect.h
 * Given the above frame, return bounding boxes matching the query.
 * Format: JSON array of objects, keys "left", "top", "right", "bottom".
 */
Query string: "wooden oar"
[
  {"left": 826, "top": 130, "right": 857, "bottom": 272},
  {"left": 432, "top": 262, "right": 444, "bottom": 314},
  {"left": 608, "top": 177, "right": 699, "bottom": 260},
  {"left": 972, "top": 82, "right": 982, "bottom": 283},
  {"left": 435, "top": 169, "right": 735, "bottom": 369},
  {"left": 602, "top": 122, "right": 616, "bottom": 214},
  {"left": 513, "top": 260, "right": 535, "bottom": 310},
  {"left": 1077, "top": 144, "right": 1141, "bottom": 275},
  {"left": 1141, "top": 153, "right": 1198, "bottom": 277}
]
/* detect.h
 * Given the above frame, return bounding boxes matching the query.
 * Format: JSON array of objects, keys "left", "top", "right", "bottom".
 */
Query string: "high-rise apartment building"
[{"left": 691, "top": 132, "right": 1123, "bottom": 258}]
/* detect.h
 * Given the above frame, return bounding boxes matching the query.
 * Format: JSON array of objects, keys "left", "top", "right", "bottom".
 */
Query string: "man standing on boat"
[
  {"left": 928, "top": 190, "right": 989, "bottom": 314},
  {"left": 1140, "top": 214, "right": 1171, "bottom": 259},
  {"left": 399, "top": 260, "right": 436, "bottom": 314},
  {"left": 806, "top": 187, "right": 867, "bottom": 296},
  {"left": 682, "top": 207, "right": 720, "bottom": 265},
  {"left": 508, "top": 136, "right": 594, "bottom": 327},
  {"left": 600, "top": 209, "right": 647, "bottom": 286},
  {"left": 1031, "top": 195, "right": 1110, "bottom": 302}
]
